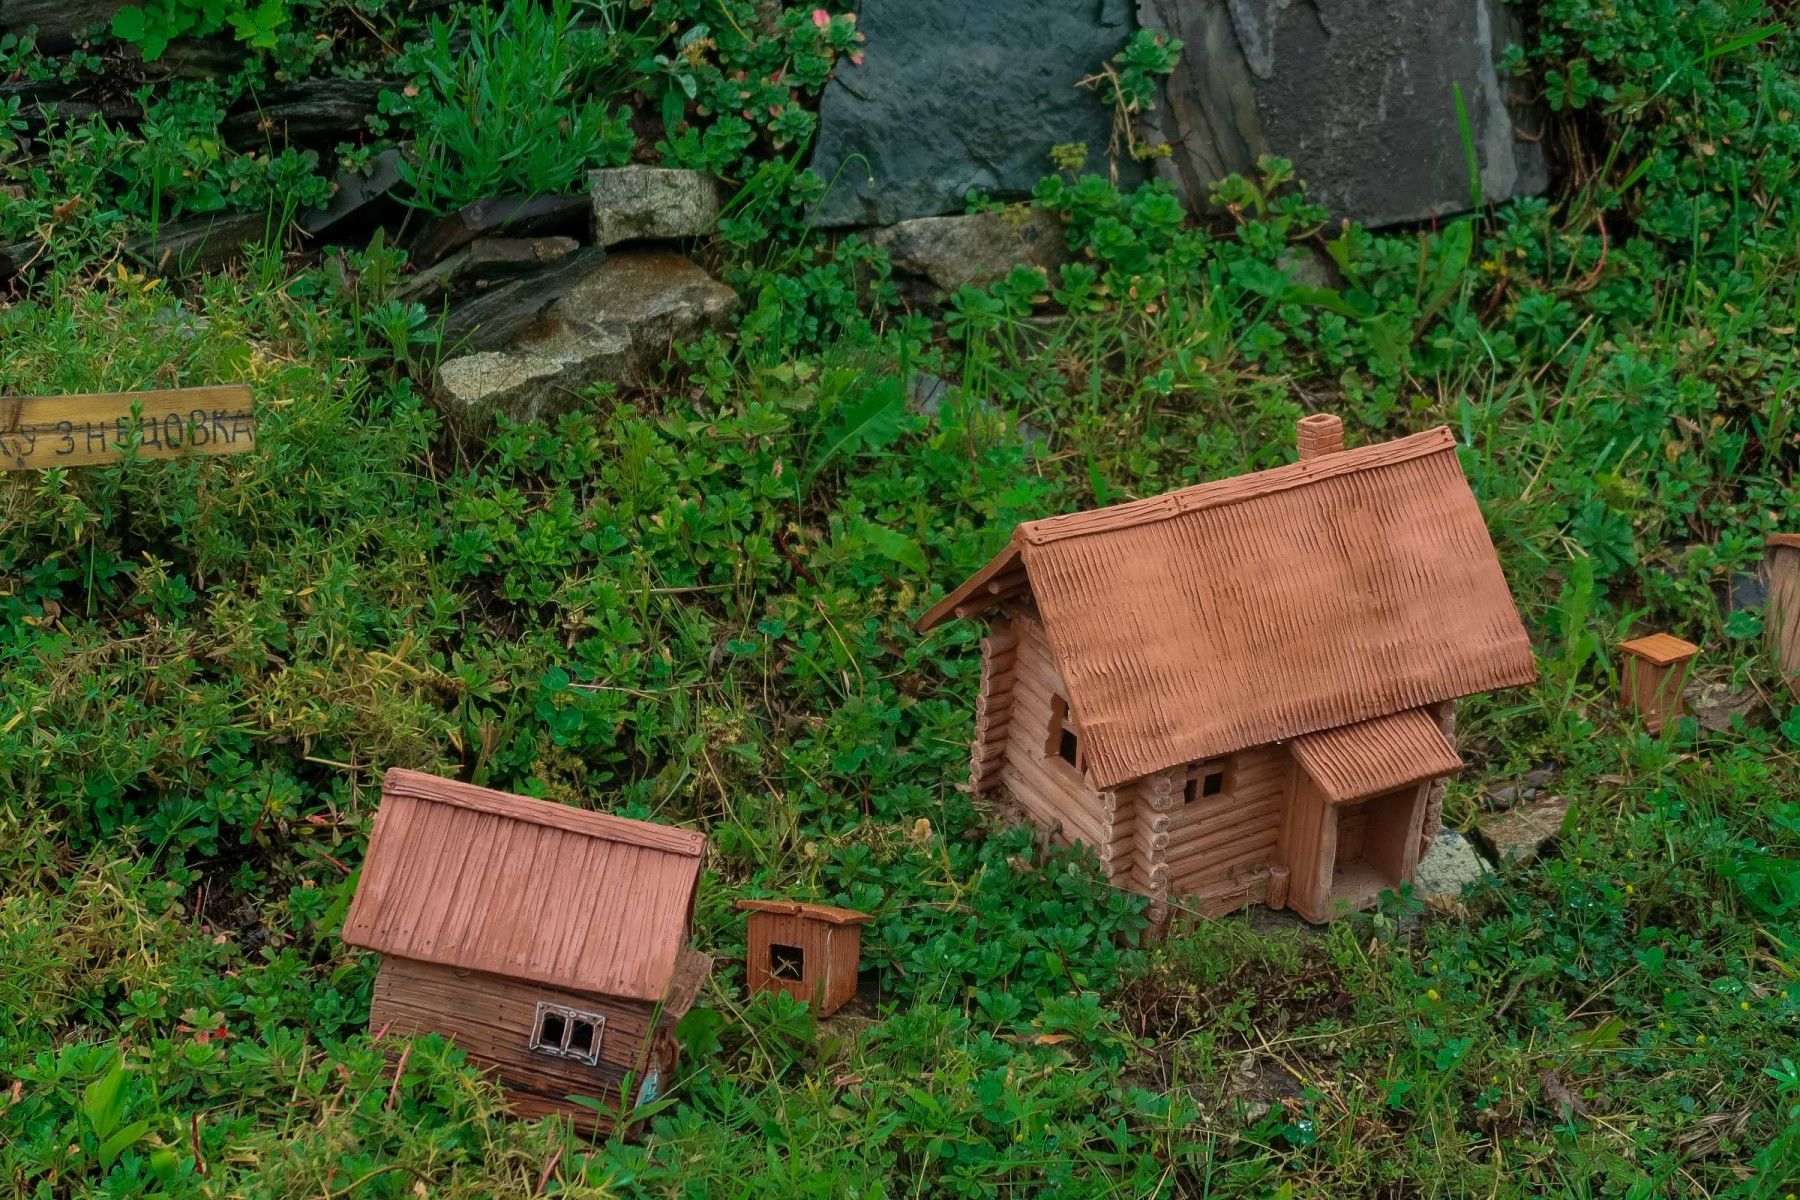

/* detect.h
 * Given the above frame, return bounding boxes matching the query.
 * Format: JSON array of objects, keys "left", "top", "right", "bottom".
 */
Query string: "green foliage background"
[{"left": 3, "top": 0, "right": 1800, "bottom": 1197}]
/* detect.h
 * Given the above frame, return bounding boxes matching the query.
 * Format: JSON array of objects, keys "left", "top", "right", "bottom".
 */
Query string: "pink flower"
[
  {"left": 850, "top": 52, "right": 863, "bottom": 65},
  {"left": 812, "top": 8, "right": 829, "bottom": 27}
]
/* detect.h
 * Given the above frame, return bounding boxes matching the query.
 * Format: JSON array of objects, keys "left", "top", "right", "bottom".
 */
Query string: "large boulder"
[
  {"left": 1137, "top": 0, "right": 1547, "bottom": 227},
  {"left": 436, "top": 250, "right": 737, "bottom": 424},
  {"left": 809, "top": 0, "right": 1137, "bottom": 227}
]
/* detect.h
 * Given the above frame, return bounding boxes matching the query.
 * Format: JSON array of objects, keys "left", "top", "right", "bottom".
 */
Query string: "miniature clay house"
[
  {"left": 917, "top": 416, "right": 1539, "bottom": 925},
  {"left": 1767, "top": 534, "right": 1800, "bottom": 686},
  {"left": 737, "top": 899, "right": 870, "bottom": 1016},
  {"left": 1617, "top": 633, "right": 1699, "bottom": 734},
  {"left": 341, "top": 769, "right": 711, "bottom": 1132}
]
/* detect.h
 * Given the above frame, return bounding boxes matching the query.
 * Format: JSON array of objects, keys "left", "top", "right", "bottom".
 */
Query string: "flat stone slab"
[
  {"left": 1412, "top": 830, "right": 1491, "bottom": 902},
  {"left": 808, "top": 0, "right": 1136, "bottom": 227},
  {"left": 436, "top": 249, "right": 737, "bottom": 424},
  {"left": 1137, "top": 0, "right": 1547, "bottom": 227},
  {"left": 1472, "top": 795, "right": 1571, "bottom": 866},
  {"left": 1684, "top": 677, "right": 1764, "bottom": 734},
  {"left": 873, "top": 208, "right": 1069, "bottom": 293},
  {"left": 588, "top": 167, "right": 721, "bottom": 248}
]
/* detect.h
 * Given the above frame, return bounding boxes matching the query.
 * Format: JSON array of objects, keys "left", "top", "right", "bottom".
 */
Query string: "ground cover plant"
[{"left": 3, "top": 0, "right": 1800, "bottom": 1196}]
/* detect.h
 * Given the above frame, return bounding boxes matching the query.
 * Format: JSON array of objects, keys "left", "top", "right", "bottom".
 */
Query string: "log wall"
[
  {"left": 1767, "top": 542, "right": 1800, "bottom": 687},
  {"left": 369, "top": 956, "right": 666, "bottom": 1132},
  {"left": 996, "top": 613, "right": 1121, "bottom": 877}
]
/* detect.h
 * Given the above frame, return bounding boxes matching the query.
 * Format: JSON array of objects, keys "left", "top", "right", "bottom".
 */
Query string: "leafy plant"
[{"left": 379, "top": 0, "right": 635, "bottom": 214}]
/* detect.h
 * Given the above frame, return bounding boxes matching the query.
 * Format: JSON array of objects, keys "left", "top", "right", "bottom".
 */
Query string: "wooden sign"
[{"left": 0, "top": 385, "right": 254, "bottom": 471}]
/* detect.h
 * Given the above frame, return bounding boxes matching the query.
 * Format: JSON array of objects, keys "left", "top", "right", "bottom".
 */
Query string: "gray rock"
[
  {"left": 435, "top": 250, "right": 737, "bottom": 423},
  {"left": 1684, "top": 677, "right": 1765, "bottom": 734},
  {"left": 1729, "top": 571, "right": 1766, "bottom": 612},
  {"left": 126, "top": 212, "right": 275, "bottom": 277},
  {"left": 1138, "top": 0, "right": 1547, "bottom": 228},
  {"left": 1473, "top": 795, "right": 1571, "bottom": 866},
  {"left": 809, "top": 0, "right": 1138, "bottom": 227},
  {"left": 1279, "top": 246, "right": 1340, "bottom": 291},
  {"left": 1412, "top": 830, "right": 1491, "bottom": 902},
  {"left": 441, "top": 247, "right": 605, "bottom": 353},
  {"left": 222, "top": 79, "right": 387, "bottom": 149},
  {"left": 0, "top": 0, "right": 122, "bottom": 50},
  {"left": 301, "top": 148, "right": 406, "bottom": 242},
  {"left": 410, "top": 194, "right": 589, "bottom": 267},
  {"left": 873, "top": 208, "right": 1069, "bottom": 293},
  {"left": 397, "top": 236, "right": 581, "bottom": 306},
  {"left": 587, "top": 167, "right": 721, "bottom": 248}
]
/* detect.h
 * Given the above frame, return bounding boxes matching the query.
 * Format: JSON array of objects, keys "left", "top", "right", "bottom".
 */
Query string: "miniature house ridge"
[
  {"left": 919, "top": 417, "right": 1539, "bottom": 925},
  {"left": 737, "top": 899, "right": 871, "bottom": 1016},
  {"left": 1767, "top": 535, "right": 1800, "bottom": 686},
  {"left": 341, "top": 769, "right": 711, "bottom": 1132}
]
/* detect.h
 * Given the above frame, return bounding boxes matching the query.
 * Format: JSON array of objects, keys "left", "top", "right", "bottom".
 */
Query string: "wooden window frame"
[
  {"left": 1046, "top": 694, "right": 1083, "bottom": 772},
  {"left": 529, "top": 1001, "right": 606, "bottom": 1066},
  {"left": 1182, "top": 758, "right": 1233, "bottom": 805}
]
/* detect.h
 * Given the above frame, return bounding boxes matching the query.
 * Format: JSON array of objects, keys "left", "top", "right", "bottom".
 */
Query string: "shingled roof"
[
  {"left": 342, "top": 770, "right": 706, "bottom": 1003},
  {"left": 919, "top": 427, "right": 1538, "bottom": 789}
]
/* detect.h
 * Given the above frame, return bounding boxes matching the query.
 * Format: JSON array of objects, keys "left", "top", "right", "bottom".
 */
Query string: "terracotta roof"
[
  {"left": 1619, "top": 632, "right": 1699, "bottom": 667},
  {"left": 342, "top": 769, "right": 707, "bottom": 1002},
  {"left": 1767, "top": 533, "right": 1800, "bottom": 551},
  {"left": 735, "top": 899, "right": 873, "bottom": 926},
  {"left": 1290, "top": 708, "right": 1463, "bottom": 804},
  {"left": 921, "top": 427, "right": 1538, "bottom": 788}
]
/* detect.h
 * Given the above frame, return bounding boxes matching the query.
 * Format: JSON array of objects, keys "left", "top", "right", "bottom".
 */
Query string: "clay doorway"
[{"left": 1328, "top": 785, "right": 1420, "bottom": 910}]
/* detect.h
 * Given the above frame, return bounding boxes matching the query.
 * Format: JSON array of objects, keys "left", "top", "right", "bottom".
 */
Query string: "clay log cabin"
[
  {"left": 342, "top": 769, "right": 711, "bottom": 1132},
  {"left": 1767, "top": 534, "right": 1800, "bottom": 686},
  {"left": 918, "top": 416, "right": 1539, "bottom": 925}
]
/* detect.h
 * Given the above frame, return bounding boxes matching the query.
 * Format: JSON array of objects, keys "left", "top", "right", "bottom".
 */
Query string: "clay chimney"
[{"left": 1296, "top": 413, "right": 1344, "bottom": 461}]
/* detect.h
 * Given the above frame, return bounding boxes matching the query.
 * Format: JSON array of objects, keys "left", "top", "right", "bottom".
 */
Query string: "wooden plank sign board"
[{"left": 0, "top": 385, "right": 254, "bottom": 471}]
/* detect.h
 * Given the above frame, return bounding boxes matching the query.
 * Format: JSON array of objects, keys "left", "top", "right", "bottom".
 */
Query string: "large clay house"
[
  {"left": 918, "top": 416, "right": 1538, "bottom": 925},
  {"left": 342, "top": 769, "right": 711, "bottom": 1132}
]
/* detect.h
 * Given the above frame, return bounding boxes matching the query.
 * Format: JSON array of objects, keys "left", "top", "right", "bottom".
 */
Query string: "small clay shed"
[
  {"left": 1766, "top": 534, "right": 1800, "bottom": 686},
  {"left": 918, "top": 417, "right": 1539, "bottom": 925},
  {"left": 342, "top": 769, "right": 711, "bottom": 1132},
  {"left": 737, "top": 899, "right": 870, "bottom": 1016},
  {"left": 1618, "top": 633, "right": 1699, "bottom": 734}
]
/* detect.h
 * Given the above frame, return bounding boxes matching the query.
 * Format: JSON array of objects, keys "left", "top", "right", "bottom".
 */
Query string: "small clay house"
[
  {"left": 917, "top": 417, "right": 1539, "bottom": 925},
  {"left": 342, "top": 769, "right": 711, "bottom": 1132},
  {"left": 737, "top": 899, "right": 870, "bottom": 1015},
  {"left": 1618, "top": 633, "right": 1699, "bottom": 733}
]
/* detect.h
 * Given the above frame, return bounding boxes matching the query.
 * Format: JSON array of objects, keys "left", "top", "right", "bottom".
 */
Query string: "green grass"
[{"left": 5, "top": 0, "right": 1800, "bottom": 1197}]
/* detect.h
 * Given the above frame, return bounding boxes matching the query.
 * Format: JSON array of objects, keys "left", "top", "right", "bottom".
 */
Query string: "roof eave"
[{"left": 915, "top": 536, "right": 1025, "bottom": 632}]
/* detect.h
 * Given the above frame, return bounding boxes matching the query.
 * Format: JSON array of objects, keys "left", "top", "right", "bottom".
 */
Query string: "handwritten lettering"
[{"left": 1, "top": 388, "right": 254, "bottom": 470}]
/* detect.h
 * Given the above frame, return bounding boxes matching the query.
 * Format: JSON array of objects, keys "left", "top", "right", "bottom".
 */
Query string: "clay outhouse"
[
  {"left": 737, "top": 899, "right": 870, "bottom": 1015},
  {"left": 1618, "top": 633, "right": 1700, "bottom": 733},
  {"left": 342, "top": 769, "right": 711, "bottom": 1132},
  {"left": 917, "top": 417, "right": 1539, "bottom": 925},
  {"left": 1766, "top": 534, "right": 1800, "bottom": 686}
]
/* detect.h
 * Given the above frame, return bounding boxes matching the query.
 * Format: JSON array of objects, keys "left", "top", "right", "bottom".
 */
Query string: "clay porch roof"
[
  {"left": 342, "top": 769, "right": 707, "bottom": 1003},
  {"left": 1290, "top": 708, "right": 1463, "bottom": 804},
  {"left": 919, "top": 427, "right": 1538, "bottom": 789}
]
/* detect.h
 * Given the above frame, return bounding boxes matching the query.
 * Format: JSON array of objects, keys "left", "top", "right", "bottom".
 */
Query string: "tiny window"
[
  {"left": 770, "top": 942, "right": 805, "bottom": 981},
  {"left": 529, "top": 1001, "right": 606, "bottom": 1066},
  {"left": 1047, "top": 696, "right": 1081, "bottom": 769},
  {"left": 1183, "top": 760, "right": 1231, "bottom": 804}
]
